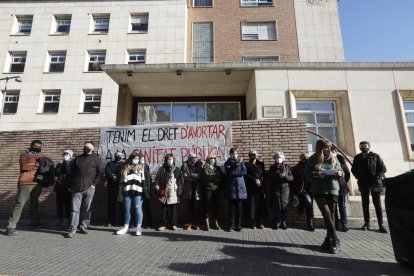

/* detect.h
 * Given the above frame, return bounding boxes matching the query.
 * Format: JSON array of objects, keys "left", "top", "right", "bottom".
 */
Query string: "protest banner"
[{"left": 98, "top": 122, "right": 232, "bottom": 173}]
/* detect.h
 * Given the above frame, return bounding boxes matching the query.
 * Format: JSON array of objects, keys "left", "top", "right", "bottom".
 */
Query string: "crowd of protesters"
[{"left": 4, "top": 139, "right": 388, "bottom": 254}]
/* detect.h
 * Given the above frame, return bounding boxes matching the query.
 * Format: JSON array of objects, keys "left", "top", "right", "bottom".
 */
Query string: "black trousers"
[
  {"left": 107, "top": 184, "right": 120, "bottom": 225},
  {"left": 361, "top": 189, "right": 383, "bottom": 225},
  {"left": 205, "top": 189, "right": 220, "bottom": 219},
  {"left": 161, "top": 203, "right": 177, "bottom": 227},
  {"left": 56, "top": 188, "right": 71, "bottom": 220},
  {"left": 229, "top": 199, "right": 243, "bottom": 227},
  {"left": 186, "top": 198, "right": 203, "bottom": 225},
  {"left": 142, "top": 197, "right": 153, "bottom": 227}
]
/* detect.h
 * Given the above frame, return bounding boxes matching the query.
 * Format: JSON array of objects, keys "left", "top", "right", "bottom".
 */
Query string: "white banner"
[{"left": 98, "top": 122, "right": 232, "bottom": 173}]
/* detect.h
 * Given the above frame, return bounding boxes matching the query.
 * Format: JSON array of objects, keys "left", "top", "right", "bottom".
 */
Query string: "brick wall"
[{"left": 0, "top": 119, "right": 308, "bottom": 227}]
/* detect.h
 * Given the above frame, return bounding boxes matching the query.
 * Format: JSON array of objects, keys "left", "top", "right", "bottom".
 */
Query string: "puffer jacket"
[
  {"left": 18, "top": 151, "right": 46, "bottom": 185},
  {"left": 181, "top": 160, "right": 203, "bottom": 200},
  {"left": 224, "top": 158, "right": 247, "bottom": 200},
  {"left": 202, "top": 163, "right": 223, "bottom": 191}
]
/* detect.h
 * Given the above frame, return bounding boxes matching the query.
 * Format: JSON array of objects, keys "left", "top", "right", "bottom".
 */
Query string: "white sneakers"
[{"left": 116, "top": 225, "right": 142, "bottom": 236}]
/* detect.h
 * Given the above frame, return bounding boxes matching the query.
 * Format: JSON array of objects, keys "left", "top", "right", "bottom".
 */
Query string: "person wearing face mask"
[
  {"left": 115, "top": 153, "right": 146, "bottom": 236},
  {"left": 154, "top": 154, "right": 182, "bottom": 231},
  {"left": 6, "top": 140, "right": 47, "bottom": 236},
  {"left": 224, "top": 147, "right": 247, "bottom": 231},
  {"left": 181, "top": 153, "right": 203, "bottom": 230},
  {"left": 351, "top": 141, "right": 387, "bottom": 233},
  {"left": 202, "top": 154, "right": 223, "bottom": 230},
  {"left": 244, "top": 150, "right": 268, "bottom": 229},
  {"left": 291, "top": 153, "right": 315, "bottom": 231},
  {"left": 67, "top": 142, "right": 104, "bottom": 238},
  {"left": 104, "top": 151, "right": 124, "bottom": 227},
  {"left": 54, "top": 149, "right": 74, "bottom": 227},
  {"left": 268, "top": 151, "right": 293, "bottom": 230},
  {"left": 306, "top": 140, "right": 343, "bottom": 254}
]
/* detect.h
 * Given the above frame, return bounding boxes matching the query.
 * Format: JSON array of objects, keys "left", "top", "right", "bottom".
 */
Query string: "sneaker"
[
  {"left": 361, "top": 224, "right": 370, "bottom": 231},
  {"left": 136, "top": 226, "right": 142, "bottom": 236},
  {"left": 235, "top": 226, "right": 242, "bottom": 232},
  {"left": 330, "top": 238, "right": 340, "bottom": 254},
  {"left": 116, "top": 227, "right": 129, "bottom": 235},
  {"left": 67, "top": 229, "right": 77, "bottom": 238},
  {"left": 79, "top": 227, "right": 89, "bottom": 234},
  {"left": 307, "top": 224, "right": 316, "bottom": 232},
  {"left": 193, "top": 225, "right": 200, "bottom": 230},
  {"left": 341, "top": 224, "right": 349, "bottom": 232},
  {"left": 171, "top": 225, "right": 178, "bottom": 231},
  {"left": 158, "top": 226, "right": 166, "bottom": 231},
  {"left": 273, "top": 223, "right": 280, "bottom": 230},
  {"left": 379, "top": 224, "right": 388, "bottom": 234},
  {"left": 280, "top": 223, "right": 287, "bottom": 230},
  {"left": 6, "top": 228, "right": 16, "bottom": 236}
]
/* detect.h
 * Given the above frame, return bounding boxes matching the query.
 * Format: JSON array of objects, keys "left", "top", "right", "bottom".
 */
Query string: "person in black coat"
[
  {"left": 268, "top": 152, "right": 293, "bottom": 230},
  {"left": 141, "top": 155, "right": 153, "bottom": 229},
  {"left": 104, "top": 151, "right": 124, "bottom": 226},
  {"left": 351, "top": 141, "right": 387, "bottom": 233},
  {"left": 54, "top": 149, "right": 73, "bottom": 227},
  {"left": 244, "top": 150, "right": 268, "bottom": 229},
  {"left": 334, "top": 152, "right": 351, "bottom": 232}
]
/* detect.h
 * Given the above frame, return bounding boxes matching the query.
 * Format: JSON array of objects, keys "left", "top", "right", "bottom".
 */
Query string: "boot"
[
  {"left": 379, "top": 224, "right": 388, "bottom": 233},
  {"left": 307, "top": 219, "right": 315, "bottom": 232},
  {"left": 330, "top": 238, "right": 340, "bottom": 254},
  {"left": 205, "top": 219, "right": 210, "bottom": 231},
  {"left": 116, "top": 224, "right": 129, "bottom": 235},
  {"left": 320, "top": 237, "right": 331, "bottom": 252},
  {"left": 235, "top": 219, "right": 242, "bottom": 231},
  {"left": 251, "top": 219, "right": 256, "bottom": 229}
]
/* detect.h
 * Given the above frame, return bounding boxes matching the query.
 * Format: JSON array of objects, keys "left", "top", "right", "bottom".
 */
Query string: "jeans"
[
  {"left": 335, "top": 194, "right": 348, "bottom": 227},
  {"left": 70, "top": 186, "right": 95, "bottom": 230},
  {"left": 123, "top": 195, "right": 143, "bottom": 226},
  {"left": 8, "top": 183, "right": 42, "bottom": 229},
  {"left": 274, "top": 185, "right": 289, "bottom": 224}
]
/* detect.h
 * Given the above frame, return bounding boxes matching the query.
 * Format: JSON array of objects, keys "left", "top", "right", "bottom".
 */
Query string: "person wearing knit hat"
[{"left": 54, "top": 149, "right": 74, "bottom": 227}]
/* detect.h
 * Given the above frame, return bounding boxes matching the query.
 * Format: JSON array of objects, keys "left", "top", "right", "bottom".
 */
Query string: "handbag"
[
  {"left": 300, "top": 191, "right": 312, "bottom": 207},
  {"left": 158, "top": 185, "right": 166, "bottom": 197}
]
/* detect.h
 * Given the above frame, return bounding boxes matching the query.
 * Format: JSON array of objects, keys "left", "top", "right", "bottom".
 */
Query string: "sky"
[{"left": 338, "top": 0, "right": 414, "bottom": 62}]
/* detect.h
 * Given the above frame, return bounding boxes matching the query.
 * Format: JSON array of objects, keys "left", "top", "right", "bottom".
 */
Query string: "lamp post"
[{"left": 0, "top": 75, "right": 22, "bottom": 119}]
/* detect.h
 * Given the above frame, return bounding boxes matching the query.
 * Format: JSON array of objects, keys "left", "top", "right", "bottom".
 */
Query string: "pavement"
[{"left": 0, "top": 220, "right": 412, "bottom": 276}]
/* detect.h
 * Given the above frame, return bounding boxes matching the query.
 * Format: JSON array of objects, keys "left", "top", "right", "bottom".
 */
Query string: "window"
[
  {"left": 243, "top": 56, "right": 279, "bottom": 63},
  {"left": 194, "top": 0, "right": 213, "bottom": 7},
  {"left": 88, "top": 51, "right": 106, "bottom": 71},
  {"left": 2, "top": 91, "right": 19, "bottom": 114},
  {"left": 49, "top": 51, "right": 66, "bottom": 72},
  {"left": 128, "top": 50, "right": 146, "bottom": 64},
  {"left": 403, "top": 101, "right": 414, "bottom": 151},
  {"left": 241, "top": 21, "right": 276, "bottom": 40},
  {"left": 9, "top": 52, "right": 27, "bottom": 72},
  {"left": 92, "top": 15, "right": 110, "bottom": 33},
  {"left": 192, "top": 22, "right": 214, "bottom": 63},
  {"left": 83, "top": 90, "right": 101, "bottom": 113},
  {"left": 241, "top": 0, "right": 273, "bottom": 6},
  {"left": 130, "top": 14, "right": 148, "bottom": 32},
  {"left": 137, "top": 102, "right": 240, "bottom": 123},
  {"left": 54, "top": 15, "right": 71, "bottom": 33},
  {"left": 16, "top": 16, "right": 33, "bottom": 34},
  {"left": 42, "top": 91, "right": 60, "bottom": 113},
  {"left": 296, "top": 101, "right": 338, "bottom": 152}
]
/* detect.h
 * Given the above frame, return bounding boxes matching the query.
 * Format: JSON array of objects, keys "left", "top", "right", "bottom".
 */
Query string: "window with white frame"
[
  {"left": 193, "top": 0, "right": 213, "bottom": 7},
  {"left": 16, "top": 16, "right": 33, "bottom": 34},
  {"left": 403, "top": 101, "right": 414, "bottom": 151},
  {"left": 243, "top": 56, "right": 279, "bottom": 63},
  {"left": 296, "top": 101, "right": 338, "bottom": 152},
  {"left": 241, "top": 0, "right": 273, "bottom": 6},
  {"left": 54, "top": 15, "right": 71, "bottom": 33},
  {"left": 2, "top": 91, "right": 20, "bottom": 114},
  {"left": 137, "top": 102, "right": 240, "bottom": 123},
  {"left": 88, "top": 51, "right": 106, "bottom": 71},
  {"left": 92, "top": 15, "right": 110, "bottom": 33},
  {"left": 192, "top": 22, "right": 214, "bottom": 63},
  {"left": 49, "top": 51, "right": 66, "bottom": 72},
  {"left": 128, "top": 50, "right": 146, "bottom": 64},
  {"left": 42, "top": 90, "right": 60, "bottom": 113},
  {"left": 130, "top": 14, "right": 148, "bottom": 32},
  {"left": 241, "top": 21, "right": 276, "bottom": 40},
  {"left": 83, "top": 90, "right": 101, "bottom": 113},
  {"left": 9, "top": 52, "right": 27, "bottom": 72}
]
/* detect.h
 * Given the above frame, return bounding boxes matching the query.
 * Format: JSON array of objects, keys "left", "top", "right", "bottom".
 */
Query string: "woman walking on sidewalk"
[
  {"left": 116, "top": 152, "right": 146, "bottom": 236},
  {"left": 307, "top": 140, "right": 343, "bottom": 254}
]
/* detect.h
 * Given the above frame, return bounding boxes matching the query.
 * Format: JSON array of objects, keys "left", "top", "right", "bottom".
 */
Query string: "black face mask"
[
  {"left": 115, "top": 156, "right": 122, "bottom": 162},
  {"left": 360, "top": 148, "right": 369, "bottom": 154},
  {"left": 83, "top": 147, "right": 91, "bottom": 155},
  {"left": 249, "top": 154, "right": 256, "bottom": 161},
  {"left": 29, "top": 147, "right": 41, "bottom": 153}
]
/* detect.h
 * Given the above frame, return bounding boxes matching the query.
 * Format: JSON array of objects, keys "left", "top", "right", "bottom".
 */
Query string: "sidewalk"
[{"left": 0, "top": 220, "right": 411, "bottom": 276}]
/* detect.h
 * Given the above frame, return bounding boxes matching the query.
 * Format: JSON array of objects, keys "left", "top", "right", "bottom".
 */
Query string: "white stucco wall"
[
  {"left": 0, "top": 0, "right": 187, "bottom": 131},
  {"left": 294, "top": 0, "right": 344, "bottom": 62}
]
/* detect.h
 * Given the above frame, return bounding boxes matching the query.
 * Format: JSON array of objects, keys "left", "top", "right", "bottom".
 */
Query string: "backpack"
[{"left": 35, "top": 157, "right": 55, "bottom": 187}]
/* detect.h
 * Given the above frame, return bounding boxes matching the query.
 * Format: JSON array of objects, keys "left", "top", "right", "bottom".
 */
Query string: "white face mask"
[
  {"left": 209, "top": 159, "right": 216, "bottom": 166},
  {"left": 140, "top": 159, "right": 145, "bottom": 164},
  {"left": 275, "top": 157, "right": 283, "bottom": 163},
  {"left": 167, "top": 160, "right": 174, "bottom": 166},
  {"left": 63, "top": 155, "right": 70, "bottom": 161},
  {"left": 132, "top": 159, "right": 139, "bottom": 165}
]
